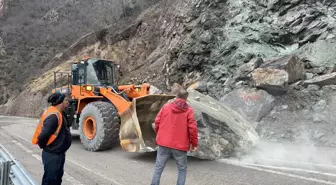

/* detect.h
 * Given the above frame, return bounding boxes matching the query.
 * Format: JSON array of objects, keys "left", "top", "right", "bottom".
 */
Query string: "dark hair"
[
  {"left": 176, "top": 89, "right": 188, "bottom": 100},
  {"left": 47, "top": 93, "right": 66, "bottom": 106}
]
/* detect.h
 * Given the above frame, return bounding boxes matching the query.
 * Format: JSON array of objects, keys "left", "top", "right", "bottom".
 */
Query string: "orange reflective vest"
[{"left": 32, "top": 106, "right": 63, "bottom": 146}]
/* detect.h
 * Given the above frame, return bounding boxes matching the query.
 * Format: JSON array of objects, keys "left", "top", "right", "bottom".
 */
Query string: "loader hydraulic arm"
[
  {"left": 118, "top": 83, "right": 150, "bottom": 99},
  {"left": 99, "top": 88, "right": 131, "bottom": 114}
]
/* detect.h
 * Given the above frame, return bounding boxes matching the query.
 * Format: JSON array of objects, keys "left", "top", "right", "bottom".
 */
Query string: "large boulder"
[
  {"left": 251, "top": 55, "right": 306, "bottom": 95},
  {"left": 303, "top": 72, "right": 336, "bottom": 87},
  {"left": 220, "top": 88, "right": 275, "bottom": 123},
  {"left": 252, "top": 68, "right": 288, "bottom": 95},
  {"left": 259, "top": 55, "right": 305, "bottom": 83},
  {"left": 186, "top": 89, "right": 259, "bottom": 160}
]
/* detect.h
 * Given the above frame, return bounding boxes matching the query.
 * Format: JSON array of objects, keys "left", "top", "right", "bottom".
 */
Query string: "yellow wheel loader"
[{"left": 52, "top": 57, "right": 175, "bottom": 152}]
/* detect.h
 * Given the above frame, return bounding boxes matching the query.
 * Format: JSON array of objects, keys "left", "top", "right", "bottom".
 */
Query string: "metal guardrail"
[{"left": 0, "top": 145, "right": 37, "bottom": 185}]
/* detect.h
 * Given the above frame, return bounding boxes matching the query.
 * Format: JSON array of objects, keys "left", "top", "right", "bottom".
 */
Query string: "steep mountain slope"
[{"left": 0, "top": 0, "right": 158, "bottom": 104}]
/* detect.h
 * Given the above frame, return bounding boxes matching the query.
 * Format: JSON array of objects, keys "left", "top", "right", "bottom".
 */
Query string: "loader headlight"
[{"left": 86, "top": 85, "right": 93, "bottom": 91}]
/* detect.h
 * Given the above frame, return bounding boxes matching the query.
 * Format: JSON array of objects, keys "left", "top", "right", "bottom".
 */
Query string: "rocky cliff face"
[
  {"left": 1, "top": 0, "right": 336, "bottom": 156},
  {"left": 170, "top": 0, "right": 336, "bottom": 97}
]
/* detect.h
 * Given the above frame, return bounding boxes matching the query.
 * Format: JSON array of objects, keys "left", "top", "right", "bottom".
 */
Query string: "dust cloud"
[{"left": 226, "top": 139, "right": 336, "bottom": 170}]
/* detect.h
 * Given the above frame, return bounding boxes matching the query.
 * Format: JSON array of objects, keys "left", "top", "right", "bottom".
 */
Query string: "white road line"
[
  {"left": 32, "top": 154, "right": 42, "bottom": 161},
  {"left": 12, "top": 140, "right": 33, "bottom": 153},
  {"left": 10, "top": 140, "right": 84, "bottom": 185},
  {"left": 245, "top": 162, "right": 336, "bottom": 177},
  {"left": 0, "top": 130, "right": 11, "bottom": 139},
  {"left": 67, "top": 158, "right": 124, "bottom": 185},
  {"left": 221, "top": 159, "right": 336, "bottom": 177},
  {"left": 221, "top": 159, "right": 336, "bottom": 185},
  {"left": 6, "top": 129, "right": 124, "bottom": 185},
  {"left": 9, "top": 131, "right": 31, "bottom": 143},
  {"left": 63, "top": 173, "right": 84, "bottom": 185},
  {"left": 252, "top": 157, "right": 336, "bottom": 170}
]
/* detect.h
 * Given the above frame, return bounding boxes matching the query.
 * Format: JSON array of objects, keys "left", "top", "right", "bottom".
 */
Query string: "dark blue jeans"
[
  {"left": 151, "top": 146, "right": 188, "bottom": 185},
  {"left": 42, "top": 150, "right": 65, "bottom": 185}
]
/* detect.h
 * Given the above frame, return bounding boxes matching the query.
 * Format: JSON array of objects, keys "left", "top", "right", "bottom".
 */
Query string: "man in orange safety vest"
[{"left": 32, "top": 92, "right": 72, "bottom": 185}]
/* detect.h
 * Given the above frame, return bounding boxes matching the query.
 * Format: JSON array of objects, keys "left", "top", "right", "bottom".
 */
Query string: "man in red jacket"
[{"left": 150, "top": 89, "right": 198, "bottom": 185}]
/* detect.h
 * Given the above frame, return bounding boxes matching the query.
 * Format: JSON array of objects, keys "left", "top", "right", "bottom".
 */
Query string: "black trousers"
[{"left": 42, "top": 150, "right": 65, "bottom": 185}]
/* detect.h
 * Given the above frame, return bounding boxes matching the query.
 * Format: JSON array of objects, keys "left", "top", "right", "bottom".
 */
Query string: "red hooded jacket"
[{"left": 154, "top": 98, "right": 198, "bottom": 151}]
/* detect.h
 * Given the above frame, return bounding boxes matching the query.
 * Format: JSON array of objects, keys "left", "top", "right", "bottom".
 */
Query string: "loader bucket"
[{"left": 119, "top": 94, "right": 175, "bottom": 152}]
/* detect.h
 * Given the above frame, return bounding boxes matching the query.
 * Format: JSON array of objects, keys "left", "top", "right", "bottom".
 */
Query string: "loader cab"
[{"left": 72, "top": 58, "right": 118, "bottom": 87}]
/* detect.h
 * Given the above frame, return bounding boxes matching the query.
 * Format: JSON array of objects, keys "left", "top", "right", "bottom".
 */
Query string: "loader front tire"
[{"left": 79, "top": 101, "right": 120, "bottom": 151}]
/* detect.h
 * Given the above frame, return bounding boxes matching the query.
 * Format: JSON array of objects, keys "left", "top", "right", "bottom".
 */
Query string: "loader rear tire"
[{"left": 79, "top": 101, "right": 120, "bottom": 151}]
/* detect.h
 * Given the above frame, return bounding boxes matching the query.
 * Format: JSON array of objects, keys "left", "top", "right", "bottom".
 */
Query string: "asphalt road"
[{"left": 0, "top": 116, "right": 336, "bottom": 185}]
